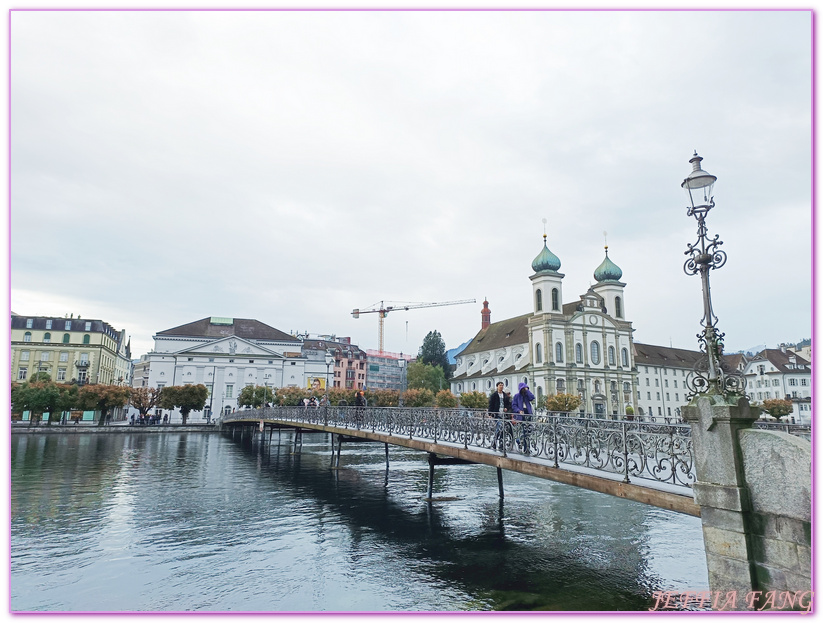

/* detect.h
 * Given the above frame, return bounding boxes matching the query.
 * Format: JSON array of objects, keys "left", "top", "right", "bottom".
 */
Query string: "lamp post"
[
  {"left": 681, "top": 152, "right": 745, "bottom": 399},
  {"left": 397, "top": 357, "right": 406, "bottom": 406},
  {"left": 324, "top": 351, "right": 334, "bottom": 400}
]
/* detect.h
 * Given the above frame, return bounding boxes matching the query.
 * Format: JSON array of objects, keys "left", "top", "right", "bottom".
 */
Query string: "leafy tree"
[
  {"left": 401, "top": 388, "right": 435, "bottom": 407},
  {"left": 159, "top": 385, "right": 208, "bottom": 425},
  {"left": 406, "top": 361, "right": 447, "bottom": 393},
  {"left": 458, "top": 391, "right": 488, "bottom": 410},
  {"left": 238, "top": 385, "right": 274, "bottom": 408},
  {"left": 275, "top": 386, "right": 309, "bottom": 406},
  {"left": 30, "top": 371, "right": 52, "bottom": 383},
  {"left": 327, "top": 387, "right": 352, "bottom": 406},
  {"left": 130, "top": 387, "right": 160, "bottom": 418},
  {"left": 545, "top": 392, "right": 582, "bottom": 413},
  {"left": 368, "top": 389, "right": 400, "bottom": 407},
  {"left": 625, "top": 405, "right": 635, "bottom": 416},
  {"left": 418, "top": 330, "right": 451, "bottom": 379},
  {"left": 78, "top": 384, "right": 131, "bottom": 426},
  {"left": 762, "top": 398, "right": 793, "bottom": 420},
  {"left": 435, "top": 390, "right": 458, "bottom": 408}
]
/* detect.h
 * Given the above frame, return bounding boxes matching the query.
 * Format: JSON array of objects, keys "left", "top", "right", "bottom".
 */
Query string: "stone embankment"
[{"left": 11, "top": 423, "right": 218, "bottom": 434}]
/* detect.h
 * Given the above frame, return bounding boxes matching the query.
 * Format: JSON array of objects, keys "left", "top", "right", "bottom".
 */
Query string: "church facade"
[{"left": 452, "top": 235, "right": 638, "bottom": 417}]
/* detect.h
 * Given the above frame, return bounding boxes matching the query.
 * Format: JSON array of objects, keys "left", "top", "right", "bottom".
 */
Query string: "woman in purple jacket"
[{"left": 511, "top": 383, "right": 535, "bottom": 453}]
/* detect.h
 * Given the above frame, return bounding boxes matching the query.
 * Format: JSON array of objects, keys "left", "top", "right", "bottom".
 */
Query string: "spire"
[
  {"left": 593, "top": 244, "right": 623, "bottom": 282},
  {"left": 481, "top": 299, "right": 491, "bottom": 330},
  {"left": 531, "top": 233, "right": 561, "bottom": 273}
]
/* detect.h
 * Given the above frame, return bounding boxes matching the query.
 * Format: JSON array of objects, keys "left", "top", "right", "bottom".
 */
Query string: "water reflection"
[{"left": 11, "top": 431, "right": 707, "bottom": 612}]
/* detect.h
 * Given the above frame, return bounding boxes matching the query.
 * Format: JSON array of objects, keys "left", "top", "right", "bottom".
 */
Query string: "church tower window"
[
  {"left": 551, "top": 288, "right": 559, "bottom": 311},
  {"left": 555, "top": 342, "right": 563, "bottom": 363},
  {"left": 535, "top": 343, "right": 542, "bottom": 364},
  {"left": 590, "top": 341, "right": 601, "bottom": 364},
  {"left": 615, "top": 296, "right": 623, "bottom": 318},
  {"left": 575, "top": 343, "right": 583, "bottom": 363},
  {"left": 535, "top": 289, "right": 543, "bottom": 312},
  {"left": 621, "top": 348, "right": 629, "bottom": 367},
  {"left": 608, "top": 346, "right": 615, "bottom": 366}
]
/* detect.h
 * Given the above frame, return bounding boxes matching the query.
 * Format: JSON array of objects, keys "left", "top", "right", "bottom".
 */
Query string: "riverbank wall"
[{"left": 11, "top": 424, "right": 219, "bottom": 434}]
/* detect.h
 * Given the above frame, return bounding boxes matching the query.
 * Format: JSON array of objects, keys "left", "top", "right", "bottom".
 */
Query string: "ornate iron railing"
[{"left": 223, "top": 406, "right": 698, "bottom": 490}]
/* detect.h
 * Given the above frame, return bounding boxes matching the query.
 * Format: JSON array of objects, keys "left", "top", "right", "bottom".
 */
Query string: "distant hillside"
[{"left": 446, "top": 340, "right": 472, "bottom": 365}]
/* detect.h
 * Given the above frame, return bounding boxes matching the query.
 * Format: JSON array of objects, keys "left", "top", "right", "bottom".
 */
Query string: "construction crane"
[{"left": 352, "top": 299, "right": 476, "bottom": 353}]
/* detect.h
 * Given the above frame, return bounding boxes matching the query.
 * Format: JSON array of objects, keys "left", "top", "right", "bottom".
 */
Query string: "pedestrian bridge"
[{"left": 220, "top": 406, "right": 701, "bottom": 516}]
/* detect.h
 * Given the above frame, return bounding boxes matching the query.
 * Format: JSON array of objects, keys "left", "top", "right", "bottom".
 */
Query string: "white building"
[
  {"left": 452, "top": 237, "right": 638, "bottom": 416},
  {"left": 138, "top": 316, "right": 309, "bottom": 421},
  {"left": 742, "top": 348, "right": 811, "bottom": 424}
]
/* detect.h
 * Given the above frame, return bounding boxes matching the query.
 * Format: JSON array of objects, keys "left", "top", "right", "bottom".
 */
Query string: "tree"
[
  {"left": 130, "top": 387, "right": 160, "bottom": 419},
  {"left": 401, "top": 388, "right": 435, "bottom": 407},
  {"left": 368, "top": 389, "right": 400, "bottom": 407},
  {"left": 762, "top": 398, "right": 793, "bottom": 420},
  {"left": 78, "top": 384, "right": 131, "bottom": 426},
  {"left": 545, "top": 393, "right": 582, "bottom": 413},
  {"left": 418, "top": 330, "right": 452, "bottom": 379},
  {"left": 238, "top": 385, "right": 274, "bottom": 408},
  {"left": 435, "top": 389, "right": 458, "bottom": 408},
  {"left": 458, "top": 391, "right": 488, "bottom": 410},
  {"left": 406, "top": 361, "right": 447, "bottom": 393},
  {"left": 625, "top": 405, "right": 635, "bottom": 416},
  {"left": 159, "top": 385, "right": 208, "bottom": 425},
  {"left": 275, "top": 386, "right": 308, "bottom": 406},
  {"left": 30, "top": 371, "right": 52, "bottom": 383}
]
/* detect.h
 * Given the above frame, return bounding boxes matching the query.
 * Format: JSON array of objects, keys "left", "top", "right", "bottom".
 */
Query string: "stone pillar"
[{"left": 681, "top": 394, "right": 759, "bottom": 609}]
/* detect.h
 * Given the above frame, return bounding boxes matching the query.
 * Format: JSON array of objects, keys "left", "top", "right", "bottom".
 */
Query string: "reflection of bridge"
[{"left": 220, "top": 406, "right": 700, "bottom": 516}]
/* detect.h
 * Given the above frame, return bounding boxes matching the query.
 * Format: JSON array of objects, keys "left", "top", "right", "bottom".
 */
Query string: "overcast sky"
[{"left": 10, "top": 10, "right": 812, "bottom": 360}]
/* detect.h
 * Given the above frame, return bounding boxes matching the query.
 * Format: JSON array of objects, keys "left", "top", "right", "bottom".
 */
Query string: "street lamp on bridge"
[{"left": 681, "top": 152, "right": 745, "bottom": 399}]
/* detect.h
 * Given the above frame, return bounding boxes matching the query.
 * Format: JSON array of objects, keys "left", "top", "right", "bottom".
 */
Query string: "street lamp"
[
  {"left": 324, "top": 350, "right": 334, "bottom": 398},
  {"left": 681, "top": 152, "right": 745, "bottom": 399}
]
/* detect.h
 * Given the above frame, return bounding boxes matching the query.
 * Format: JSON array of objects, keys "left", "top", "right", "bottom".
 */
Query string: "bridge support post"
[
  {"left": 426, "top": 453, "right": 435, "bottom": 501},
  {"left": 682, "top": 395, "right": 764, "bottom": 609},
  {"left": 336, "top": 435, "right": 342, "bottom": 468},
  {"left": 384, "top": 443, "right": 389, "bottom": 468},
  {"left": 497, "top": 467, "right": 504, "bottom": 499}
]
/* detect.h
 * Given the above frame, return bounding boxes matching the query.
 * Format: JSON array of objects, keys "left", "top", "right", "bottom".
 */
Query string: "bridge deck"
[{"left": 224, "top": 413, "right": 699, "bottom": 517}]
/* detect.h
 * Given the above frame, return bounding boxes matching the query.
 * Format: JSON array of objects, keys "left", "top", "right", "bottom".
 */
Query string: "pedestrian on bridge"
[
  {"left": 512, "top": 383, "right": 535, "bottom": 454},
  {"left": 488, "top": 382, "right": 511, "bottom": 451}
]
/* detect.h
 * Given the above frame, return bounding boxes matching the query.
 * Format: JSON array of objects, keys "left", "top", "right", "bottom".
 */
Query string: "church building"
[{"left": 451, "top": 234, "right": 638, "bottom": 416}]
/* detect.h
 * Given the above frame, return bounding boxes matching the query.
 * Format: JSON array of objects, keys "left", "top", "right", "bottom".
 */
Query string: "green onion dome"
[
  {"left": 531, "top": 235, "right": 561, "bottom": 273},
  {"left": 593, "top": 246, "right": 623, "bottom": 282}
]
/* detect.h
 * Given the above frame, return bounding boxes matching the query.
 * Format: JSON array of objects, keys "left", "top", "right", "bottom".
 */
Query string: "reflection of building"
[
  {"left": 138, "top": 316, "right": 304, "bottom": 420},
  {"left": 11, "top": 312, "right": 132, "bottom": 386},
  {"left": 742, "top": 347, "right": 811, "bottom": 424},
  {"left": 452, "top": 237, "right": 637, "bottom": 417},
  {"left": 365, "top": 349, "right": 413, "bottom": 390}
]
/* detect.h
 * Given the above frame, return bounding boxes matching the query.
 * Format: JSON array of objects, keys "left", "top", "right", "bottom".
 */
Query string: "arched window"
[
  {"left": 63, "top": 333, "right": 70, "bottom": 343},
  {"left": 621, "top": 348, "right": 629, "bottom": 367},
  {"left": 471, "top": 382, "right": 476, "bottom": 390},
  {"left": 556, "top": 378, "right": 565, "bottom": 391},
  {"left": 590, "top": 341, "right": 601, "bottom": 364},
  {"left": 83, "top": 334, "right": 90, "bottom": 344},
  {"left": 535, "top": 343, "right": 542, "bottom": 364},
  {"left": 551, "top": 288, "right": 559, "bottom": 311},
  {"left": 487, "top": 380, "right": 492, "bottom": 389},
  {"left": 623, "top": 382, "right": 631, "bottom": 392},
  {"left": 555, "top": 342, "right": 563, "bottom": 363},
  {"left": 43, "top": 333, "right": 51, "bottom": 343},
  {"left": 535, "top": 289, "right": 542, "bottom": 312},
  {"left": 577, "top": 379, "right": 585, "bottom": 391},
  {"left": 615, "top": 296, "right": 623, "bottom": 318},
  {"left": 608, "top": 346, "right": 615, "bottom": 366},
  {"left": 575, "top": 343, "right": 583, "bottom": 363},
  {"left": 610, "top": 381, "right": 617, "bottom": 392},
  {"left": 24, "top": 332, "right": 31, "bottom": 342}
]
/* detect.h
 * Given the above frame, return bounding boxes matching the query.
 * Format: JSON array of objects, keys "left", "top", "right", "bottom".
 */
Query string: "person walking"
[
  {"left": 488, "top": 382, "right": 511, "bottom": 451},
  {"left": 511, "top": 382, "right": 535, "bottom": 454},
  {"left": 354, "top": 390, "right": 367, "bottom": 426}
]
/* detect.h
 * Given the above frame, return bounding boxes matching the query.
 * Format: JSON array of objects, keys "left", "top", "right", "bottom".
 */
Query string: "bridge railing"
[{"left": 224, "top": 406, "right": 698, "bottom": 489}]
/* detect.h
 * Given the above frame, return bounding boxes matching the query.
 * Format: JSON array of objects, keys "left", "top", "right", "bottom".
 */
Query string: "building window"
[
  {"left": 41, "top": 352, "right": 50, "bottom": 361},
  {"left": 24, "top": 332, "right": 31, "bottom": 342},
  {"left": 59, "top": 352, "right": 68, "bottom": 362},
  {"left": 577, "top": 379, "right": 585, "bottom": 391},
  {"left": 675, "top": 393, "right": 679, "bottom": 401},
  {"left": 575, "top": 343, "right": 583, "bottom": 363},
  {"left": 80, "top": 353, "right": 89, "bottom": 363},
  {"left": 83, "top": 335, "right": 90, "bottom": 344},
  {"left": 535, "top": 289, "right": 543, "bottom": 312},
  {"left": 655, "top": 378, "right": 659, "bottom": 387},
  {"left": 18, "top": 368, "right": 27, "bottom": 380},
  {"left": 557, "top": 378, "right": 565, "bottom": 391},
  {"left": 26, "top": 319, "right": 33, "bottom": 328},
  {"left": 65, "top": 321, "right": 71, "bottom": 330},
  {"left": 645, "top": 378, "right": 649, "bottom": 386},
  {"left": 647, "top": 392, "right": 651, "bottom": 400},
  {"left": 615, "top": 296, "right": 622, "bottom": 318},
  {"left": 45, "top": 319, "right": 52, "bottom": 329},
  {"left": 551, "top": 288, "right": 559, "bottom": 311},
  {"left": 43, "top": 333, "right": 51, "bottom": 343},
  {"left": 555, "top": 343, "right": 563, "bottom": 363},
  {"left": 188, "top": 357, "right": 194, "bottom": 361},
  {"left": 62, "top": 333, "right": 70, "bottom": 343},
  {"left": 789, "top": 379, "right": 797, "bottom": 386},
  {"left": 57, "top": 368, "right": 66, "bottom": 381},
  {"left": 590, "top": 341, "right": 601, "bottom": 365},
  {"left": 20, "top": 351, "right": 30, "bottom": 361},
  {"left": 656, "top": 392, "right": 661, "bottom": 400},
  {"left": 608, "top": 346, "right": 615, "bottom": 366},
  {"left": 621, "top": 348, "right": 629, "bottom": 367},
  {"left": 674, "top": 380, "right": 678, "bottom": 388},
  {"left": 664, "top": 380, "right": 669, "bottom": 388},
  {"left": 801, "top": 379, "right": 807, "bottom": 386},
  {"left": 666, "top": 393, "right": 670, "bottom": 401},
  {"left": 225, "top": 385, "right": 234, "bottom": 398},
  {"left": 85, "top": 321, "right": 91, "bottom": 331},
  {"left": 535, "top": 343, "right": 542, "bottom": 364}
]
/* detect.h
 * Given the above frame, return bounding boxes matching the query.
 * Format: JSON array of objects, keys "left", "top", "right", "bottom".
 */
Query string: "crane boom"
[{"left": 351, "top": 299, "right": 476, "bottom": 353}]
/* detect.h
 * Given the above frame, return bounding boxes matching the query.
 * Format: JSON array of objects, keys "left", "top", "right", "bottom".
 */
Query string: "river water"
[{"left": 10, "top": 431, "right": 709, "bottom": 612}]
